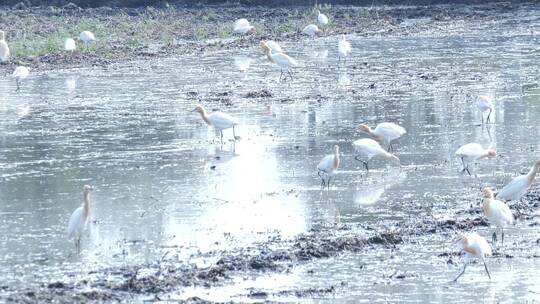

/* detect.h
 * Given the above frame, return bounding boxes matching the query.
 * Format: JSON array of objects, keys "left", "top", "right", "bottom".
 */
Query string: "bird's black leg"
[
  {"left": 465, "top": 165, "right": 471, "bottom": 176},
  {"left": 233, "top": 126, "right": 237, "bottom": 140},
  {"left": 318, "top": 170, "right": 325, "bottom": 188},
  {"left": 492, "top": 231, "right": 497, "bottom": 248},
  {"left": 483, "top": 260, "right": 491, "bottom": 280},
  {"left": 501, "top": 228, "right": 504, "bottom": 246},
  {"left": 486, "top": 108, "right": 492, "bottom": 124},
  {"left": 16, "top": 80, "right": 20, "bottom": 92},
  {"left": 220, "top": 130, "right": 224, "bottom": 144},
  {"left": 453, "top": 263, "right": 467, "bottom": 282},
  {"left": 364, "top": 161, "right": 369, "bottom": 172},
  {"left": 327, "top": 176, "right": 331, "bottom": 189},
  {"left": 287, "top": 69, "right": 293, "bottom": 81},
  {"left": 481, "top": 113, "right": 484, "bottom": 125},
  {"left": 279, "top": 69, "right": 284, "bottom": 82}
]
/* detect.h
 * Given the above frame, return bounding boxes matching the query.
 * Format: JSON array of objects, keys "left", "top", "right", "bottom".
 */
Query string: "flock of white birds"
[{"left": 1, "top": 9, "right": 538, "bottom": 283}]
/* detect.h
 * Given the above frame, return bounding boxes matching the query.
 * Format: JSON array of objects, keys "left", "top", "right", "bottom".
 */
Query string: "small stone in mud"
[
  {"left": 245, "top": 89, "right": 272, "bottom": 98},
  {"left": 47, "top": 282, "right": 65, "bottom": 289},
  {"left": 249, "top": 290, "right": 268, "bottom": 298}
]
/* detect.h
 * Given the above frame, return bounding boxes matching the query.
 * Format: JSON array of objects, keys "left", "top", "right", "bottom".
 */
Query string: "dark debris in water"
[{"left": 244, "top": 89, "right": 273, "bottom": 99}]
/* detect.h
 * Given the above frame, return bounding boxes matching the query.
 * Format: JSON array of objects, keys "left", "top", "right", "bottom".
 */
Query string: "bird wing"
[
  {"left": 375, "top": 123, "right": 406, "bottom": 141},
  {"left": 490, "top": 200, "right": 514, "bottom": 225},
  {"left": 303, "top": 24, "right": 318, "bottom": 34},
  {"left": 469, "top": 233, "right": 492, "bottom": 257},
  {"left": 272, "top": 53, "right": 297, "bottom": 67},
  {"left": 64, "top": 39, "right": 76, "bottom": 51},
  {"left": 317, "top": 154, "right": 334, "bottom": 172},
  {"left": 497, "top": 175, "right": 528, "bottom": 200},
  {"left": 67, "top": 206, "right": 84, "bottom": 238},
  {"left": 266, "top": 40, "right": 283, "bottom": 53},
  {"left": 455, "top": 143, "right": 483, "bottom": 157},
  {"left": 353, "top": 138, "right": 384, "bottom": 158},
  {"left": 234, "top": 18, "right": 250, "bottom": 30},
  {"left": 318, "top": 13, "right": 328, "bottom": 25},
  {"left": 208, "top": 112, "right": 238, "bottom": 128}
]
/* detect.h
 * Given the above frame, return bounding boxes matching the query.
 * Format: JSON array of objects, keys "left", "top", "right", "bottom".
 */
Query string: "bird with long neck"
[
  {"left": 454, "top": 143, "right": 496, "bottom": 176},
  {"left": 317, "top": 145, "right": 340, "bottom": 189},
  {"left": 0, "top": 30, "right": 10, "bottom": 63},
  {"left": 453, "top": 233, "right": 492, "bottom": 281},
  {"left": 260, "top": 41, "right": 298, "bottom": 81},
  {"left": 67, "top": 185, "right": 94, "bottom": 253},
  {"left": 83, "top": 185, "right": 91, "bottom": 224},
  {"left": 482, "top": 187, "right": 513, "bottom": 247},
  {"left": 358, "top": 123, "right": 406, "bottom": 152},
  {"left": 193, "top": 105, "right": 239, "bottom": 144},
  {"left": 497, "top": 160, "right": 540, "bottom": 201}
]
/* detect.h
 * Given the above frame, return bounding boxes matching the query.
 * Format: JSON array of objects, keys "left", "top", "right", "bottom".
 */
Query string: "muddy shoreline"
[{"left": 0, "top": 2, "right": 531, "bottom": 72}]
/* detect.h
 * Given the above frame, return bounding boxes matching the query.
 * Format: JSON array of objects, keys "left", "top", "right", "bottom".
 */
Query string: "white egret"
[
  {"left": 497, "top": 160, "right": 540, "bottom": 201},
  {"left": 79, "top": 31, "right": 96, "bottom": 43},
  {"left": 482, "top": 187, "right": 513, "bottom": 247},
  {"left": 352, "top": 138, "right": 400, "bottom": 171},
  {"left": 64, "top": 37, "right": 77, "bottom": 51},
  {"left": 317, "top": 10, "right": 329, "bottom": 27},
  {"left": 454, "top": 143, "right": 496, "bottom": 176},
  {"left": 358, "top": 122, "right": 406, "bottom": 152},
  {"left": 233, "top": 18, "right": 256, "bottom": 34},
  {"left": 453, "top": 232, "right": 492, "bottom": 281},
  {"left": 302, "top": 24, "right": 322, "bottom": 37},
  {"left": 477, "top": 95, "right": 493, "bottom": 124},
  {"left": 317, "top": 145, "right": 340, "bottom": 189},
  {"left": 193, "top": 105, "right": 239, "bottom": 144},
  {"left": 12, "top": 66, "right": 30, "bottom": 91},
  {"left": 67, "top": 185, "right": 94, "bottom": 253},
  {"left": 0, "top": 30, "right": 9, "bottom": 63},
  {"left": 260, "top": 40, "right": 298, "bottom": 81},
  {"left": 265, "top": 40, "right": 283, "bottom": 53},
  {"left": 338, "top": 35, "right": 351, "bottom": 62}
]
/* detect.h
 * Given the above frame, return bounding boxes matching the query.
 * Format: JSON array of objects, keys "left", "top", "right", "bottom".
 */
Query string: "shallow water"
[{"left": 1, "top": 5, "right": 540, "bottom": 302}]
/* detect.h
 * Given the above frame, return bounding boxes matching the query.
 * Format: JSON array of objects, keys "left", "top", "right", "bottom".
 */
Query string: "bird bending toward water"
[
  {"left": 0, "top": 30, "right": 10, "bottom": 63},
  {"left": 12, "top": 66, "right": 30, "bottom": 92},
  {"left": 193, "top": 105, "right": 239, "bottom": 144},
  {"left": 302, "top": 24, "right": 322, "bottom": 37},
  {"left": 482, "top": 187, "right": 513, "bottom": 247},
  {"left": 454, "top": 143, "right": 496, "bottom": 176},
  {"left": 67, "top": 185, "right": 94, "bottom": 253},
  {"left": 477, "top": 95, "right": 493, "bottom": 124},
  {"left": 260, "top": 41, "right": 297, "bottom": 81},
  {"left": 233, "top": 18, "right": 256, "bottom": 34},
  {"left": 358, "top": 122, "right": 406, "bottom": 152},
  {"left": 497, "top": 160, "right": 540, "bottom": 201},
  {"left": 338, "top": 35, "right": 351, "bottom": 62},
  {"left": 453, "top": 232, "right": 492, "bottom": 281},
  {"left": 353, "top": 138, "right": 400, "bottom": 171},
  {"left": 317, "top": 145, "right": 340, "bottom": 189},
  {"left": 317, "top": 10, "right": 329, "bottom": 27}
]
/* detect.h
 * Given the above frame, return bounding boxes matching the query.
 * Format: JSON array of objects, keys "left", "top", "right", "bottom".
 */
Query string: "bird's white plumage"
[
  {"left": 303, "top": 24, "right": 320, "bottom": 37},
  {"left": 455, "top": 143, "right": 490, "bottom": 163},
  {"left": 79, "top": 31, "right": 96, "bottom": 43},
  {"left": 67, "top": 206, "right": 85, "bottom": 239},
  {"left": 485, "top": 199, "right": 514, "bottom": 228},
  {"left": 372, "top": 123, "right": 406, "bottom": 143},
  {"left": 318, "top": 11, "right": 329, "bottom": 26},
  {"left": 317, "top": 154, "right": 335, "bottom": 173},
  {"left": 12, "top": 66, "right": 29, "bottom": 80},
  {"left": 338, "top": 36, "right": 351, "bottom": 57},
  {"left": 0, "top": 31, "right": 9, "bottom": 63},
  {"left": 265, "top": 40, "right": 283, "bottom": 53},
  {"left": 477, "top": 95, "right": 493, "bottom": 112},
  {"left": 462, "top": 233, "right": 492, "bottom": 260},
  {"left": 270, "top": 52, "right": 297, "bottom": 69},
  {"left": 64, "top": 38, "right": 76, "bottom": 51},
  {"left": 497, "top": 175, "right": 529, "bottom": 201},
  {"left": 353, "top": 138, "right": 390, "bottom": 161},
  {"left": 207, "top": 111, "right": 238, "bottom": 130},
  {"left": 233, "top": 18, "right": 253, "bottom": 34}
]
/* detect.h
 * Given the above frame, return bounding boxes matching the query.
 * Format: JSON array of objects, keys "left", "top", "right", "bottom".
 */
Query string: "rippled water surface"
[{"left": 1, "top": 6, "right": 540, "bottom": 302}]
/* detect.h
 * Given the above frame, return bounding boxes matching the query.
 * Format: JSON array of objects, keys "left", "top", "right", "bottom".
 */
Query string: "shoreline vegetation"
[{"left": 0, "top": 2, "right": 527, "bottom": 72}]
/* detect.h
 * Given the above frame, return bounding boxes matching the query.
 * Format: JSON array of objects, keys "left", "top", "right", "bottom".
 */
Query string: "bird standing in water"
[
  {"left": 317, "top": 145, "right": 340, "bottom": 189},
  {"left": 482, "top": 187, "right": 513, "bottom": 247},
  {"left": 12, "top": 66, "right": 30, "bottom": 91},
  {"left": 453, "top": 232, "right": 492, "bottom": 281},
  {"left": 0, "top": 30, "right": 10, "bottom": 63},
  {"left": 260, "top": 41, "right": 298, "bottom": 81},
  {"left": 67, "top": 185, "right": 94, "bottom": 253},
  {"left": 454, "top": 143, "right": 496, "bottom": 176},
  {"left": 338, "top": 35, "right": 351, "bottom": 63},
  {"left": 193, "top": 105, "right": 239, "bottom": 144},
  {"left": 477, "top": 95, "right": 493, "bottom": 124},
  {"left": 497, "top": 160, "right": 540, "bottom": 201},
  {"left": 353, "top": 138, "right": 400, "bottom": 171}
]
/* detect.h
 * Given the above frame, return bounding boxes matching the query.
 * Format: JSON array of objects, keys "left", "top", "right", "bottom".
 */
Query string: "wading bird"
[
  {"left": 67, "top": 185, "right": 94, "bottom": 253},
  {"left": 265, "top": 40, "right": 283, "bottom": 53},
  {"left": 0, "top": 30, "right": 9, "bottom": 63},
  {"left": 260, "top": 41, "right": 298, "bottom": 81},
  {"left": 317, "top": 10, "right": 329, "bottom": 27},
  {"left": 79, "top": 31, "right": 96, "bottom": 43},
  {"left": 233, "top": 18, "right": 256, "bottom": 34},
  {"left": 477, "top": 95, "right": 493, "bottom": 124},
  {"left": 302, "top": 24, "right": 322, "bottom": 37},
  {"left": 12, "top": 66, "right": 30, "bottom": 91},
  {"left": 454, "top": 143, "right": 496, "bottom": 176},
  {"left": 64, "top": 37, "right": 77, "bottom": 51},
  {"left": 497, "top": 160, "right": 540, "bottom": 201},
  {"left": 358, "top": 123, "right": 406, "bottom": 152},
  {"left": 353, "top": 138, "right": 400, "bottom": 171},
  {"left": 453, "top": 232, "right": 492, "bottom": 281},
  {"left": 193, "top": 105, "right": 239, "bottom": 144},
  {"left": 482, "top": 187, "right": 513, "bottom": 247},
  {"left": 317, "top": 145, "right": 340, "bottom": 189},
  {"left": 338, "top": 35, "right": 351, "bottom": 62}
]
